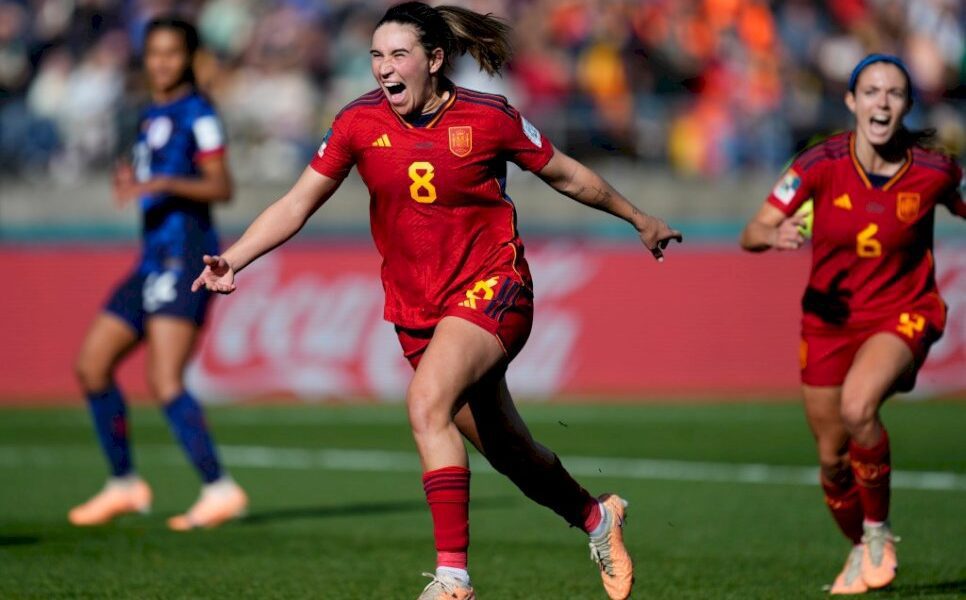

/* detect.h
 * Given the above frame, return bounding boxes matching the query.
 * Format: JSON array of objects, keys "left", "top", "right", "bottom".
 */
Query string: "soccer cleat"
[
  {"left": 68, "top": 476, "right": 152, "bottom": 526},
  {"left": 166, "top": 476, "right": 248, "bottom": 531},
  {"left": 416, "top": 572, "right": 475, "bottom": 600},
  {"left": 829, "top": 545, "right": 868, "bottom": 595},
  {"left": 860, "top": 522, "right": 898, "bottom": 589},
  {"left": 589, "top": 494, "right": 634, "bottom": 600}
]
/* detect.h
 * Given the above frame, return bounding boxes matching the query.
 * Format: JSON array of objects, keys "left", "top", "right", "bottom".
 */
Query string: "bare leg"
[
  {"left": 144, "top": 315, "right": 199, "bottom": 403},
  {"left": 74, "top": 313, "right": 139, "bottom": 394},
  {"left": 407, "top": 317, "right": 505, "bottom": 471},
  {"left": 455, "top": 376, "right": 596, "bottom": 529},
  {"left": 840, "top": 333, "right": 912, "bottom": 447}
]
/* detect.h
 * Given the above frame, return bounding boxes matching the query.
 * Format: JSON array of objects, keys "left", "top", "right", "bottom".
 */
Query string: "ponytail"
[
  {"left": 435, "top": 5, "right": 511, "bottom": 76},
  {"left": 896, "top": 126, "right": 937, "bottom": 150},
  {"left": 377, "top": 2, "right": 512, "bottom": 76}
]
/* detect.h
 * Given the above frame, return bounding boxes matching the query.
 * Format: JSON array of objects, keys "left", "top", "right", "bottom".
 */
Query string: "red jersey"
[
  {"left": 767, "top": 131, "right": 964, "bottom": 331},
  {"left": 310, "top": 87, "right": 554, "bottom": 329}
]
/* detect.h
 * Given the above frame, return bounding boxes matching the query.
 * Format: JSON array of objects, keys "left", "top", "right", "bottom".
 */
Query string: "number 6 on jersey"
[{"left": 409, "top": 161, "right": 437, "bottom": 204}]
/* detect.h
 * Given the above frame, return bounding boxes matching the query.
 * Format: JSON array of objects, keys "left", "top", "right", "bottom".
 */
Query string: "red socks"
[
  {"left": 423, "top": 466, "right": 471, "bottom": 570},
  {"left": 849, "top": 428, "right": 891, "bottom": 523},
  {"left": 821, "top": 471, "right": 863, "bottom": 544},
  {"left": 581, "top": 497, "right": 602, "bottom": 534}
]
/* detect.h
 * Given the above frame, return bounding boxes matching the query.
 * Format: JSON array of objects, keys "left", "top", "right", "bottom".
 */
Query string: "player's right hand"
[
  {"left": 771, "top": 215, "right": 806, "bottom": 250},
  {"left": 638, "top": 215, "right": 683, "bottom": 262},
  {"left": 191, "top": 255, "right": 237, "bottom": 294}
]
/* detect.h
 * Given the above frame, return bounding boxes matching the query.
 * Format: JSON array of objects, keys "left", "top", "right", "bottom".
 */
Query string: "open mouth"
[
  {"left": 869, "top": 115, "right": 891, "bottom": 136},
  {"left": 385, "top": 82, "right": 406, "bottom": 101}
]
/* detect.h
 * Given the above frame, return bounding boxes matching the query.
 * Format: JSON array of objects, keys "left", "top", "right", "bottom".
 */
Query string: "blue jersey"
[{"left": 132, "top": 90, "right": 225, "bottom": 273}]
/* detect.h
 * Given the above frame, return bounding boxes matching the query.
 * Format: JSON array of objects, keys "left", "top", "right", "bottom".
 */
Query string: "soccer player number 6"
[
  {"left": 856, "top": 223, "right": 882, "bottom": 258},
  {"left": 408, "top": 161, "right": 437, "bottom": 204}
]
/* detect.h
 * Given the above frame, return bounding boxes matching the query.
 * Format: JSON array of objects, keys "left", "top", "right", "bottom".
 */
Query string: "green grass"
[{"left": 1, "top": 402, "right": 965, "bottom": 599}]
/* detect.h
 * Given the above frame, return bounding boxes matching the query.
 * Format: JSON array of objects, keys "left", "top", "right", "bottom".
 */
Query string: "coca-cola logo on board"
[{"left": 188, "top": 245, "right": 595, "bottom": 402}]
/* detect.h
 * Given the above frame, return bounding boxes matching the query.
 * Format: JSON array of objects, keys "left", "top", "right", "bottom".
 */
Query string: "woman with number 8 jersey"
[
  {"left": 740, "top": 54, "right": 964, "bottom": 595},
  {"left": 70, "top": 17, "right": 247, "bottom": 531},
  {"left": 193, "top": 2, "right": 681, "bottom": 598}
]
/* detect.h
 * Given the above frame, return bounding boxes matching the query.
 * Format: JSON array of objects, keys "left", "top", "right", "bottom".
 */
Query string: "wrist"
[
  {"left": 631, "top": 212, "right": 650, "bottom": 233},
  {"left": 221, "top": 253, "right": 242, "bottom": 273},
  {"left": 766, "top": 226, "right": 780, "bottom": 248}
]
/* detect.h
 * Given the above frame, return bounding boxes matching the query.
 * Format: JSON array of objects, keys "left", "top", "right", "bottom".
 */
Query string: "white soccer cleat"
[
  {"left": 167, "top": 476, "right": 248, "bottom": 531},
  {"left": 416, "top": 572, "right": 475, "bottom": 600},
  {"left": 860, "top": 522, "right": 898, "bottom": 589},
  {"left": 829, "top": 545, "right": 868, "bottom": 595},
  {"left": 68, "top": 476, "right": 152, "bottom": 526}
]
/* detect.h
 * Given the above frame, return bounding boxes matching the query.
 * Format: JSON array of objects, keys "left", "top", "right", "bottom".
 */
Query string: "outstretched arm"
[
  {"left": 192, "top": 167, "right": 341, "bottom": 293},
  {"left": 537, "top": 148, "right": 682, "bottom": 261},
  {"left": 739, "top": 202, "right": 806, "bottom": 252}
]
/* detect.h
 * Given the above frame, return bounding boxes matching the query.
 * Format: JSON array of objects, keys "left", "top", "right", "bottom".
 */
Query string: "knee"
[
  {"left": 74, "top": 353, "right": 111, "bottom": 393},
  {"left": 839, "top": 387, "right": 878, "bottom": 435},
  {"left": 146, "top": 368, "right": 183, "bottom": 404},
  {"left": 406, "top": 381, "right": 453, "bottom": 438},
  {"left": 818, "top": 452, "right": 850, "bottom": 482}
]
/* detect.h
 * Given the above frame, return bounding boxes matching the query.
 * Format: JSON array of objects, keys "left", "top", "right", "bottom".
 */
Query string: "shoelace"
[
  {"left": 590, "top": 536, "right": 614, "bottom": 576},
  {"left": 843, "top": 546, "right": 864, "bottom": 583},
  {"left": 588, "top": 509, "right": 624, "bottom": 577}
]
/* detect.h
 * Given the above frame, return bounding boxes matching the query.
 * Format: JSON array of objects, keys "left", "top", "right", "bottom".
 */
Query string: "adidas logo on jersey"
[
  {"left": 372, "top": 134, "right": 391, "bottom": 147},
  {"left": 833, "top": 194, "right": 852, "bottom": 210}
]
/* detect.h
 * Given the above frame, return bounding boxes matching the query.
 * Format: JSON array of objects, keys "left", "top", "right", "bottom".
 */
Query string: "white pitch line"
[{"left": 1, "top": 445, "right": 965, "bottom": 492}]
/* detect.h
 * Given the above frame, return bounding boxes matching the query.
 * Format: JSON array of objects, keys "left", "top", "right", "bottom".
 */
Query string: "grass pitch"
[{"left": 1, "top": 401, "right": 965, "bottom": 599}]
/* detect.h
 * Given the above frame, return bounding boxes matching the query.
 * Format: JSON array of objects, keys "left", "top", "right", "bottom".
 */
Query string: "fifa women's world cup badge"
[{"left": 448, "top": 126, "right": 472, "bottom": 157}]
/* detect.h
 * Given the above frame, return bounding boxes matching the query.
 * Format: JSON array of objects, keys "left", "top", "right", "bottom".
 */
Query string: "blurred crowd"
[{"left": 0, "top": 0, "right": 962, "bottom": 182}]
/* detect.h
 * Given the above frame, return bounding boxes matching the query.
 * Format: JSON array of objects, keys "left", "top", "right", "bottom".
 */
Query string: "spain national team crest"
[
  {"left": 448, "top": 126, "right": 472, "bottom": 157},
  {"left": 896, "top": 192, "right": 920, "bottom": 223}
]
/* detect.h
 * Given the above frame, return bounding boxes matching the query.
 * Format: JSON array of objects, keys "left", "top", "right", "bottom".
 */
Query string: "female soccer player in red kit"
[
  {"left": 741, "top": 54, "right": 964, "bottom": 595},
  {"left": 193, "top": 3, "right": 681, "bottom": 598}
]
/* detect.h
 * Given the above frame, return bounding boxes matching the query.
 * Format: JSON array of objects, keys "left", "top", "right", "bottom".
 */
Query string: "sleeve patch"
[
  {"left": 521, "top": 117, "right": 542, "bottom": 148},
  {"left": 317, "top": 128, "right": 333, "bottom": 158},
  {"left": 193, "top": 115, "right": 224, "bottom": 152},
  {"left": 772, "top": 169, "right": 801, "bottom": 205}
]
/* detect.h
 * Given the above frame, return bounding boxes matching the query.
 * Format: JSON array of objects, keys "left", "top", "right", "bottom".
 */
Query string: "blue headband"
[{"left": 848, "top": 53, "right": 911, "bottom": 93}]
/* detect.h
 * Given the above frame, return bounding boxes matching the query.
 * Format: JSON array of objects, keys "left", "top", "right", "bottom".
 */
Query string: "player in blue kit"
[{"left": 69, "top": 17, "right": 247, "bottom": 530}]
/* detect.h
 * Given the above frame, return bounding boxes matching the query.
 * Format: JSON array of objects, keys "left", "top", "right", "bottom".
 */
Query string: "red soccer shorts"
[
  {"left": 395, "top": 275, "right": 533, "bottom": 369},
  {"left": 800, "top": 294, "right": 946, "bottom": 390}
]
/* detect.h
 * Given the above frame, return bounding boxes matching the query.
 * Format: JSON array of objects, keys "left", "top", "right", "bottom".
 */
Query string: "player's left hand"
[
  {"left": 112, "top": 161, "right": 138, "bottom": 207},
  {"left": 191, "top": 255, "right": 237, "bottom": 294},
  {"left": 637, "top": 215, "right": 683, "bottom": 262},
  {"left": 113, "top": 169, "right": 169, "bottom": 206}
]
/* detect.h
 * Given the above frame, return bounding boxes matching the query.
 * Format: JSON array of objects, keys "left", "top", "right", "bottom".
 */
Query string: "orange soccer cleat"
[
  {"left": 167, "top": 476, "right": 248, "bottom": 531},
  {"left": 416, "top": 572, "right": 475, "bottom": 600},
  {"left": 860, "top": 522, "right": 898, "bottom": 589},
  {"left": 589, "top": 494, "right": 634, "bottom": 600},
  {"left": 68, "top": 476, "right": 152, "bottom": 526},
  {"left": 829, "top": 545, "right": 868, "bottom": 595}
]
